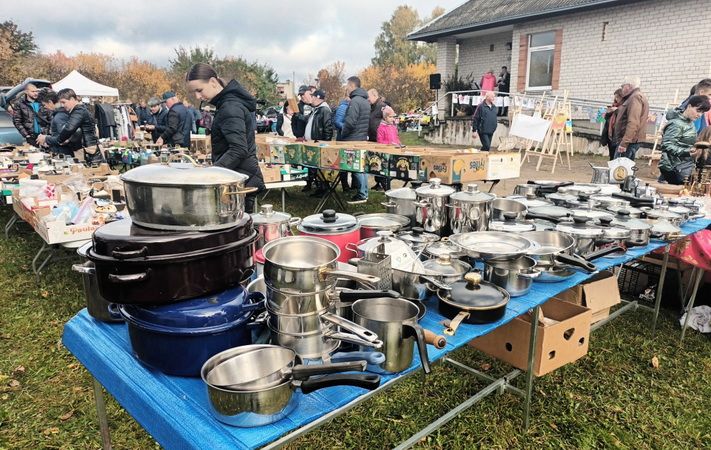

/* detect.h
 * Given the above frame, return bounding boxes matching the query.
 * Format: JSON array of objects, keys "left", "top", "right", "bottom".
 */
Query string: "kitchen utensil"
[
  {"left": 609, "top": 209, "right": 652, "bottom": 246},
  {"left": 348, "top": 231, "right": 425, "bottom": 273},
  {"left": 520, "top": 230, "right": 597, "bottom": 274},
  {"left": 397, "top": 227, "right": 440, "bottom": 252},
  {"left": 590, "top": 194, "right": 630, "bottom": 209},
  {"left": 121, "top": 162, "right": 256, "bottom": 231},
  {"left": 356, "top": 213, "right": 410, "bottom": 239},
  {"left": 513, "top": 183, "right": 540, "bottom": 197},
  {"left": 595, "top": 217, "right": 631, "bottom": 256},
  {"left": 491, "top": 198, "right": 527, "bottom": 221},
  {"left": 267, "top": 322, "right": 383, "bottom": 360},
  {"left": 415, "top": 178, "right": 455, "bottom": 235},
  {"left": 590, "top": 165, "right": 610, "bottom": 184},
  {"left": 557, "top": 184, "right": 602, "bottom": 197},
  {"left": 297, "top": 210, "right": 361, "bottom": 263},
  {"left": 72, "top": 242, "right": 121, "bottom": 323},
  {"left": 483, "top": 256, "right": 539, "bottom": 297},
  {"left": 437, "top": 272, "right": 510, "bottom": 325},
  {"left": 421, "top": 254, "right": 472, "bottom": 287},
  {"left": 488, "top": 211, "right": 536, "bottom": 233},
  {"left": 449, "top": 231, "right": 534, "bottom": 261},
  {"left": 382, "top": 186, "right": 417, "bottom": 223},
  {"left": 251, "top": 204, "right": 300, "bottom": 250},
  {"left": 556, "top": 216, "right": 604, "bottom": 255},
  {"left": 448, "top": 183, "right": 496, "bottom": 233}
]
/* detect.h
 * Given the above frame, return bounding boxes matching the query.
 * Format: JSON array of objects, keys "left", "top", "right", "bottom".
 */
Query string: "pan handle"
[
  {"left": 321, "top": 312, "right": 380, "bottom": 343},
  {"left": 107, "top": 269, "right": 151, "bottom": 284},
  {"left": 423, "top": 330, "right": 447, "bottom": 349},
  {"left": 583, "top": 244, "right": 625, "bottom": 261},
  {"left": 337, "top": 289, "right": 400, "bottom": 302},
  {"left": 111, "top": 246, "right": 148, "bottom": 259},
  {"left": 330, "top": 351, "right": 386, "bottom": 366},
  {"left": 554, "top": 253, "right": 596, "bottom": 273},
  {"left": 320, "top": 269, "right": 379, "bottom": 289},
  {"left": 300, "top": 374, "right": 381, "bottom": 394},
  {"left": 72, "top": 262, "right": 95, "bottom": 275},
  {"left": 421, "top": 275, "right": 450, "bottom": 291},
  {"left": 403, "top": 323, "right": 431, "bottom": 374},
  {"left": 324, "top": 329, "right": 384, "bottom": 349},
  {"left": 443, "top": 311, "right": 470, "bottom": 336},
  {"left": 291, "top": 360, "right": 367, "bottom": 380}
]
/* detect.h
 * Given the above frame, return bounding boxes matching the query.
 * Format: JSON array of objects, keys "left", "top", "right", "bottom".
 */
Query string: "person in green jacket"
[{"left": 659, "top": 95, "right": 710, "bottom": 185}]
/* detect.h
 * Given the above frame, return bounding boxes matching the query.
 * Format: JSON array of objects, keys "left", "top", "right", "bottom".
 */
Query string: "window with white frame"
[{"left": 526, "top": 31, "right": 556, "bottom": 90}]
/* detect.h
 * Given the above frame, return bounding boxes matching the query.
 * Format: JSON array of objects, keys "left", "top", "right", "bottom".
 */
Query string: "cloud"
[{"left": 4, "top": 0, "right": 459, "bottom": 82}]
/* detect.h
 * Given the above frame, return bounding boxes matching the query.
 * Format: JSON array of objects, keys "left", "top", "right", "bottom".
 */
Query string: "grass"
[{"left": 0, "top": 134, "right": 710, "bottom": 449}]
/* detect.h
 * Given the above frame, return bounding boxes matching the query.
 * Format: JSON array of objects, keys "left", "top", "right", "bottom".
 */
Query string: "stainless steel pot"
[
  {"left": 267, "top": 322, "right": 383, "bottom": 360},
  {"left": 382, "top": 187, "right": 417, "bottom": 223},
  {"left": 589, "top": 195, "right": 630, "bottom": 209},
  {"left": 448, "top": 183, "right": 496, "bottom": 233},
  {"left": 391, "top": 267, "right": 450, "bottom": 300},
  {"left": 422, "top": 237, "right": 467, "bottom": 260},
  {"left": 351, "top": 297, "right": 432, "bottom": 374},
  {"left": 262, "top": 236, "right": 378, "bottom": 292},
  {"left": 491, "top": 198, "right": 527, "bottom": 221},
  {"left": 72, "top": 243, "right": 121, "bottom": 323},
  {"left": 642, "top": 208, "right": 683, "bottom": 227},
  {"left": 520, "top": 230, "right": 597, "bottom": 276},
  {"left": 415, "top": 178, "right": 455, "bottom": 235},
  {"left": 556, "top": 216, "right": 604, "bottom": 255},
  {"left": 266, "top": 306, "right": 379, "bottom": 342},
  {"left": 483, "top": 256, "right": 539, "bottom": 297},
  {"left": 397, "top": 227, "right": 440, "bottom": 252},
  {"left": 121, "top": 162, "right": 256, "bottom": 231},
  {"left": 251, "top": 204, "right": 300, "bottom": 249},
  {"left": 421, "top": 254, "right": 472, "bottom": 287},
  {"left": 357, "top": 213, "right": 410, "bottom": 239},
  {"left": 513, "top": 184, "right": 540, "bottom": 197},
  {"left": 595, "top": 217, "right": 632, "bottom": 256},
  {"left": 610, "top": 210, "right": 652, "bottom": 246},
  {"left": 348, "top": 231, "right": 425, "bottom": 273}
]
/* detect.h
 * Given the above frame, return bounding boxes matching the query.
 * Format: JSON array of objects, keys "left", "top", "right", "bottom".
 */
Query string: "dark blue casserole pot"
[{"left": 119, "top": 285, "right": 265, "bottom": 377}]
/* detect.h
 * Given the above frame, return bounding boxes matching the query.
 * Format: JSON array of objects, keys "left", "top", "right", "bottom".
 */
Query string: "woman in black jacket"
[{"left": 186, "top": 63, "right": 265, "bottom": 213}]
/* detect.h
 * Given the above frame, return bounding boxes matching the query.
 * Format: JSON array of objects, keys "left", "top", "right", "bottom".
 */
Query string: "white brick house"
[{"left": 410, "top": 0, "right": 711, "bottom": 109}]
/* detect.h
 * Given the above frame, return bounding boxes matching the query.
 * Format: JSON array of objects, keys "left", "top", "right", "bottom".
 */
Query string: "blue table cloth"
[{"left": 62, "top": 219, "right": 710, "bottom": 450}]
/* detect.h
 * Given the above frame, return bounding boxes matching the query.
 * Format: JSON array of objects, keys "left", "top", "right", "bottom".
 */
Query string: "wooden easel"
[
  {"left": 512, "top": 92, "right": 547, "bottom": 154},
  {"left": 528, "top": 91, "right": 573, "bottom": 173}
]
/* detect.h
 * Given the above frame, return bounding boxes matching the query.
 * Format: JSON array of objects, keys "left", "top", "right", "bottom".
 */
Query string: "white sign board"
[{"left": 509, "top": 113, "right": 551, "bottom": 142}]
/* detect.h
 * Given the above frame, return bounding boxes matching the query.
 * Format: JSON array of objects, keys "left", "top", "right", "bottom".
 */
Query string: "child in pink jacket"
[{"left": 376, "top": 106, "right": 401, "bottom": 146}]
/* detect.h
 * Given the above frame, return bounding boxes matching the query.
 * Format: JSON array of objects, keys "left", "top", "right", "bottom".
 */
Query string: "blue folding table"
[{"left": 63, "top": 219, "right": 710, "bottom": 450}]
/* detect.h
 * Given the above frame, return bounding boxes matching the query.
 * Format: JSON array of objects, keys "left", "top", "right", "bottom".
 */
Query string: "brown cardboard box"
[
  {"left": 259, "top": 162, "right": 282, "bottom": 183},
  {"left": 553, "top": 271, "right": 621, "bottom": 323},
  {"left": 418, "top": 151, "right": 487, "bottom": 184},
  {"left": 320, "top": 147, "right": 341, "bottom": 170},
  {"left": 486, "top": 152, "right": 521, "bottom": 180},
  {"left": 469, "top": 298, "right": 592, "bottom": 377}
]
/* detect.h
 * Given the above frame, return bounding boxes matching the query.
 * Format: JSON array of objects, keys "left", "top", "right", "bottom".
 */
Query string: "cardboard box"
[
  {"left": 301, "top": 144, "right": 323, "bottom": 168},
  {"left": 418, "top": 151, "right": 487, "bottom": 184},
  {"left": 338, "top": 148, "right": 368, "bottom": 172},
  {"left": 486, "top": 152, "right": 521, "bottom": 180},
  {"left": 387, "top": 150, "right": 423, "bottom": 180},
  {"left": 260, "top": 162, "right": 282, "bottom": 183},
  {"left": 469, "top": 298, "right": 592, "bottom": 377},
  {"left": 553, "top": 271, "right": 621, "bottom": 323},
  {"left": 284, "top": 143, "right": 303, "bottom": 165},
  {"left": 365, "top": 150, "right": 391, "bottom": 176},
  {"left": 256, "top": 142, "right": 271, "bottom": 162},
  {"left": 269, "top": 143, "right": 287, "bottom": 165},
  {"left": 320, "top": 146, "right": 341, "bottom": 170}
]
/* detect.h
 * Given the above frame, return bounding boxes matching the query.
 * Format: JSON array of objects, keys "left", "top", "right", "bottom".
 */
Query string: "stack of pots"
[
  {"left": 79, "top": 162, "right": 260, "bottom": 377},
  {"left": 415, "top": 178, "right": 456, "bottom": 236},
  {"left": 262, "top": 236, "right": 385, "bottom": 361}
]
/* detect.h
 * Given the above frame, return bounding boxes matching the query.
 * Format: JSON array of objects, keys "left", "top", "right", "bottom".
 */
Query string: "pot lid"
[
  {"left": 422, "top": 254, "right": 471, "bottom": 276},
  {"left": 651, "top": 219, "right": 682, "bottom": 235},
  {"left": 120, "top": 163, "right": 248, "bottom": 186},
  {"left": 590, "top": 195, "right": 629, "bottom": 206},
  {"left": 119, "top": 285, "right": 257, "bottom": 334},
  {"left": 528, "top": 205, "right": 571, "bottom": 218},
  {"left": 450, "top": 183, "right": 496, "bottom": 203},
  {"left": 398, "top": 227, "right": 440, "bottom": 245},
  {"left": 385, "top": 187, "right": 416, "bottom": 200},
  {"left": 90, "top": 216, "right": 254, "bottom": 258},
  {"left": 645, "top": 208, "right": 681, "bottom": 221},
  {"left": 570, "top": 208, "right": 614, "bottom": 220},
  {"left": 357, "top": 213, "right": 410, "bottom": 229},
  {"left": 507, "top": 195, "right": 551, "bottom": 208},
  {"left": 415, "top": 178, "right": 456, "bottom": 198},
  {"left": 450, "top": 231, "right": 534, "bottom": 260},
  {"left": 424, "top": 238, "right": 466, "bottom": 258},
  {"left": 593, "top": 184, "right": 621, "bottom": 195},
  {"left": 489, "top": 212, "right": 536, "bottom": 232},
  {"left": 667, "top": 205, "right": 691, "bottom": 216},
  {"left": 546, "top": 193, "right": 578, "bottom": 204},
  {"left": 557, "top": 184, "right": 602, "bottom": 195},
  {"left": 300, "top": 209, "right": 358, "bottom": 232},
  {"left": 556, "top": 216, "right": 604, "bottom": 237},
  {"left": 530, "top": 179, "right": 565, "bottom": 186},
  {"left": 358, "top": 231, "right": 424, "bottom": 271},
  {"left": 442, "top": 273, "right": 509, "bottom": 309},
  {"left": 595, "top": 217, "right": 632, "bottom": 238},
  {"left": 252, "top": 204, "right": 292, "bottom": 225},
  {"left": 611, "top": 209, "right": 652, "bottom": 230},
  {"left": 607, "top": 205, "right": 643, "bottom": 216}
]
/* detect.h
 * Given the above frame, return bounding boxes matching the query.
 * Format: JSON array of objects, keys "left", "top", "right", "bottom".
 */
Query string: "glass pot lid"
[
  {"left": 442, "top": 272, "right": 509, "bottom": 309},
  {"left": 424, "top": 238, "right": 466, "bottom": 258},
  {"left": 398, "top": 227, "right": 440, "bottom": 245},
  {"left": 556, "top": 216, "right": 604, "bottom": 238},
  {"left": 611, "top": 209, "right": 652, "bottom": 231},
  {"left": 385, "top": 186, "right": 416, "bottom": 200},
  {"left": 489, "top": 212, "right": 536, "bottom": 232},
  {"left": 299, "top": 209, "right": 358, "bottom": 232},
  {"left": 422, "top": 254, "right": 471, "bottom": 277}
]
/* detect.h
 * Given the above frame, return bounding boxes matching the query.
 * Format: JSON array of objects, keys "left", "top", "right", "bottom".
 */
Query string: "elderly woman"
[{"left": 659, "top": 95, "right": 711, "bottom": 185}]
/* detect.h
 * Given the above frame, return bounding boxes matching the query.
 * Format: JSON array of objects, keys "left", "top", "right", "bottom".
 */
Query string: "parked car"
[{"left": 0, "top": 78, "right": 53, "bottom": 145}]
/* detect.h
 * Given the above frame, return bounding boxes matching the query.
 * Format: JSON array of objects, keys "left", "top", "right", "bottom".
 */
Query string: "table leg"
[
  {"left": 92, "top": 378, "right": 113, "bottom": 450},
  {"left": 523, "top": 305, "right": 540, "bottom": 430},
  {"left": 31, "top": 242, "right": 51, "bottom": 277},
  {"left": 486, "top": 179, "right": 499, "bottom": 193},
  {"left": 281, "top": 188, "right": 286, "bottom": 212},
  {"left": 4, "top": 213, "right": 19, "bottom": 239},
  {"left": 681, "top": 267, "right": 704, "bottom": 342},
  {"left": 651, "top": 245, "right": 670, "bottom": 339}
]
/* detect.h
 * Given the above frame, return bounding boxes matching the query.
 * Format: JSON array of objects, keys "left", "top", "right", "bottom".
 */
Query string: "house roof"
[{"left": 409, "top": 0, "right": 642, "bottom": 41}]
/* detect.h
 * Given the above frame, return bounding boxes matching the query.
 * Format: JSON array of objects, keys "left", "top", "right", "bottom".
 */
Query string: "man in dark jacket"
[
  {"left": 291, "top": 85, "right": 315, "bottom": 139},
  {"left": 208, "top": 79, "right": 265, "bottom": 213},
  {"left": 341, "top": 76, "right": 371, "bottom": 203},
  {"left": 12, "top": 83, "right": 52, "bottom": 146},
  {"left": 156, "top": 92, "right": 191, "bottom": 148},
  {"left": 37, "top": 89, "right": 82, "bottom": 156},
  {"left": 305, "top": 90, "right": 333, "bottom": 141},
  {"left": 472, "top": 91, "right": 498, "bottom": 151},
  {"left": 145, "top": 97, "right": 168, "bottom": 142},
  {"left": 37, "top": 88, "right": 101, "bottom": 164},
  {"left": 136, "top": 100, "right": 151, "bottom": 126}
]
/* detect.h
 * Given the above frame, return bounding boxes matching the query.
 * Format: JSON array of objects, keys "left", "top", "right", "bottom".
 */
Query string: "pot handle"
[
  {"left": 423, "top": 329, "right": 447, "bottom": 349},
  {"left": 381, "top": 201, "right": 396, "bottom": 209},
  {"left": 300, "top": 373, "right": 381, "bottom": 394},
  {"left": 242, "top": 292, "right": 266, "bottom": 313},
  {"left": 169, "top": 153, "right": 199, "bottom": 166},
  {"left": 323, "top": 329, "right": 383, "bottom": 350},
  {"left": 288, "top": 217, "right": 302, "bottom": 227},
  {"left": 337, "top": 289, "right": 400, "bottom": 302},
  {"left": 421, "top": 275, "right": 450, "bottom": 291},
  {"left": 107, "top": 303, "right": 123, "bottom": 321},
  {"left": 330, "top": 351, "right": 386, "bottom": 366},
  {"left": 321, "top": 312, "right": 380, "bottom": 343},
  {"left": 518, "top": 269, "right": 541, "bottom": 279},
  {"left": 583, "top": 244, "right": 625, "bottom": 261},
  {"left": 223, "top": 186, "right": 259, "bottom": 198},
  {"left": 403, "top": 323, "right": 431, "bottom": 374},
  {"left": 291, "top": 360, "right": 367, "bottom": 380},
  {"left": 320, "top": 269, "right": 379, "bottom": 289},
  {"left": 554, "top": 253, "right": 596, "bottom": 273},
  {"left": 111, "top": 246, "right": 148, "bottom": 260},
  {"left": 443, "top": 311, "right": 470, "bottom": 336},
  {"left": 107, "top": 269, "right": 151, "bottom": 284},
  {"left": 345, "top": 242, "right": 360, "bottom": 255},
  {"left": 71, "top": 262, "right": 95, "bottom": 275}
]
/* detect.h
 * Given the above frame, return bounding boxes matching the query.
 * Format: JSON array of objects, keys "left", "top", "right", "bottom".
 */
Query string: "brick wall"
[
  {"left": 510, "top": 0, "right": 711, "bottom": 106},
  {"left": 457, "top": 31, "right": 513, "bottom": 85},
  {"left": 435, "top": 39, "right": 458, "bottom": 118}
]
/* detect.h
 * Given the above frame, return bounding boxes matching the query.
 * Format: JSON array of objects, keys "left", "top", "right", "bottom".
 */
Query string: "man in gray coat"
[{"left": 342, "top": 76, "right": 370, "bottom": 202}]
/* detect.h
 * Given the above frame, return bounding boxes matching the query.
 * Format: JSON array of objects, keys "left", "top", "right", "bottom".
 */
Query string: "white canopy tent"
[{"left": 52, "top": 70, "right": 119, "bottom": 98}]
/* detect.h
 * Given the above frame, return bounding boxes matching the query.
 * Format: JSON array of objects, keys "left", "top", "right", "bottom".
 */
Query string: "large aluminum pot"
[
  {"left": 121, "top": 162, "right": 257, "bottom": 231},
  {"left": 251, "top": 204, "right": 300, "bottom": 250},
  {"left": 415, "top": 178, "right": 455, "bottom": 235},
  {"left": 201, "top": 345, "right": 381, "bottom": 427},
  {"left": 357, "top": 213, "right": 410, "bottom": 239},
  {"left": 448, "top": 183, "right": 496, "bottom": 233},
  {"left": 262, "top": 236, "right": 379, "bottom": 292},
  {"left": 297, "top": 210, "right": 361, "bottom": 263},
  {"left": 381, "top": 187, "right": 417, "bottom": 223}
]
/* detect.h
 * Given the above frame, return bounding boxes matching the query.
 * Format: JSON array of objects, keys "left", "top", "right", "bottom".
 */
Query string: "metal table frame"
[{"left": 257, "top": 180, "right": 308, "bottom": 212}]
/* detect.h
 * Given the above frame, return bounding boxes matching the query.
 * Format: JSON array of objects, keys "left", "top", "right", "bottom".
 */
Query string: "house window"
[{"left": 526, "top": 31, "right": 556, "bottom": 90}]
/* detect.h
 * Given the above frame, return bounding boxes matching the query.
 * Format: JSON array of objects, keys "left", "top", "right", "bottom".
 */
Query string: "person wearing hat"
[
  {"left": 144, "top": 97, "right": 169, "bottom": 143},
  {"left": 156, "top": 91, "right": 191, "bottom": 148},
  {"left": 305, "top": 89, "right": 333, "bottom": 142}
]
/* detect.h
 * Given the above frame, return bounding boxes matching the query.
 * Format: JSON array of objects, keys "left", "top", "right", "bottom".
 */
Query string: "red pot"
[{"left": 297, "top": 210, "right": 361, "bottom": 263}]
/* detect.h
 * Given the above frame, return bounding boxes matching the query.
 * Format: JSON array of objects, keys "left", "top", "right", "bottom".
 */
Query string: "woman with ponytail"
[{"left": 186, "top": 63, "right": 265, "bottom": 212}]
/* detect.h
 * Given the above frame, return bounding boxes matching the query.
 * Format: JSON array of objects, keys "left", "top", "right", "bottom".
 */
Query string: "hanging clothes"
[{"left": 95, "top": 103, "right": 117, "bottom": 139}]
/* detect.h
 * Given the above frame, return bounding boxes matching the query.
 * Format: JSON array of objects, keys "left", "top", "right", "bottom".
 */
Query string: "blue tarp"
[{"left": 62, "top": 219, "right": 710, "bottom": 449}]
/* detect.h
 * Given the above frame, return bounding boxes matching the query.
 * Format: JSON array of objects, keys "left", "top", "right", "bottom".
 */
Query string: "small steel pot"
[
  {"left": 590, "top": 166, "right": 610, "bottom": 184},
  {"left": 382, "top": 187, "right": 417, "bottom": 223},
  {"left": 415, "top": 178, "right": 456, "bottom": 236},
  {"left": 483, "top": 256, "right": 539, "bottom": 297},
  {"left": 357, "top": 213, "right": 410, "bottom": 239},
  {"left": 448, "top": 183, "right": 496, "bottom": 233},
  {"left": 513, "top": 183, "right": 540, "bottom": 197},
  {"left": 491, "top": 198, "right": 527, "bottom": 221},
  {"left": 267, "top": 322, "right": 383, "bottom": 360},
  {"left": 421, "top": 254, "right": 472, "bottom": 287},
  {"left": 556, "top": 216, "right": 604, "bottom": 255},
  {"left": 611, "top": 209, "right": 652, "bottom": 246},
  {"left": 251, "top": 204, "right": 300, "bottom": 250}
]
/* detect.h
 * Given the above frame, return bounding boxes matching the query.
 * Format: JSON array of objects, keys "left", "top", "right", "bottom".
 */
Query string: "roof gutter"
[{"left": 408, "top": 0, "right": 644, "bottom": 41}]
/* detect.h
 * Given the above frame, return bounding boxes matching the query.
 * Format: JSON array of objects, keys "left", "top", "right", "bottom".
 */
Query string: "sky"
[{"left": 4, "top": 0, "right": 462, "bottom": 83}]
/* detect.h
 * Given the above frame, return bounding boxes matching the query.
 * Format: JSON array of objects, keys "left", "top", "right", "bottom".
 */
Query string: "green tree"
[
  {"left": 372, "top": 6, "right": 444, "bottom": 67},
  {"left": 0, "top": 20, "right": 38, "bottom": 84}
]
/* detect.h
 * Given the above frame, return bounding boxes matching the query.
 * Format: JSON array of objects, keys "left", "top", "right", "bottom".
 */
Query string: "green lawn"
[{"left": 0, "top": 166, "right": 710, "bottom": 449}]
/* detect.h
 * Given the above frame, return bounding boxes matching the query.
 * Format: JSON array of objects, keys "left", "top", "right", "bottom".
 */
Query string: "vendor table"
[
  {"left": 257, "top": 180, "right": 307, "bottom": 212},
  {"left": 63, "top": 219, "right": 710, "bottom": 450}
]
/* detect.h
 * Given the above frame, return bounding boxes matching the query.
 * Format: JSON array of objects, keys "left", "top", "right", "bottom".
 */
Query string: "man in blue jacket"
[
  {"left": 472, "top": 91, "right": 498, "bottom": 151},
  {"left": 156, "top": 92, "right": 191, "bottom": 148}
]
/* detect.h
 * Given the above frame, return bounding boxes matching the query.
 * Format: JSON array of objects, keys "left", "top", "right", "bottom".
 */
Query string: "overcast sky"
[{"left": 5, "top": 0, "right": 461, "bottom": 83}]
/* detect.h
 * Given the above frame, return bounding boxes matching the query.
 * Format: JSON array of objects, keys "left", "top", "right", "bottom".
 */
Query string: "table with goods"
[{"left": 59, "top": 156, "right": 710, "bottom": 449}]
